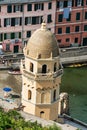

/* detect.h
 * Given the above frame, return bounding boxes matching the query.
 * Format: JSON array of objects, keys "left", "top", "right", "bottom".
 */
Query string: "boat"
[
  {"left": 8, "top": 70, "right": 21, "bottom": 75},
  {"left": 67, "top": 63, "right": 87, "bottom": 68}
]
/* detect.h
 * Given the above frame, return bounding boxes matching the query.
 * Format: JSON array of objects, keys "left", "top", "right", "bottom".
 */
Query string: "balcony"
[
  {"left": 35, "top": 72, "right": 53, "bottom": 80},
  {"left": 22, "top": 68, "right": 63, "bottom": 80},
  {"left": 23, "top": 70, "right": 35, "bottom": 79},
  {"left": 53, "top": 69, "right": 63, "bottom": 78},
  {"left": 22, "top": 62, "right": 63, "bottom": 80},
  {"left": 35, "top": 69, "right": 63, "bottom": 80}
]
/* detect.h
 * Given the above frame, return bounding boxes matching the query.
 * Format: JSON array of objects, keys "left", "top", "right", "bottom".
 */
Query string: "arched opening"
[
  {"left": 42, "top": 64, "right": 47, "bottom": 73},
  {"left": 54, "top": 63, "right": 57, "bottom": 72},
  {"left": 40, "top": 111, "right": 45, "bottom": 118},
  {"left": 30, "top": 62, "right": 34, "bottom": 72},
  {"left": 28, "top": 90, "right": 32, "bottom": 100},
  {"left": 53, "top": 89, "right": 56, "bottom": 101}
]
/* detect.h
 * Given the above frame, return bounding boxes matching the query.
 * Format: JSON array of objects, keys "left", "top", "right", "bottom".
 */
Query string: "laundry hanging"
[{"left": 63, "top": 8, "right": 70, "bottom": 19}]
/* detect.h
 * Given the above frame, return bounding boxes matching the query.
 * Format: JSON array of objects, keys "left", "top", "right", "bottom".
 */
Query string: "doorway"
[
  {"left": 83, "top": 38, "right": 87, "bottom": 46},
  {"left": 14, "top": 45, "right": 19, "bottom": 53},
  {"left": 40, "top": 111, "right": 45, "bottom": 118}
]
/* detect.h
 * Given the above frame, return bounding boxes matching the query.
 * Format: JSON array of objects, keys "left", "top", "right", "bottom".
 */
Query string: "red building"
[
  {"left": 55, "top": 0, "right": 87, "bottom": 47},
  {"left": 2, "top": 39, "right": 23, "bottom": 53}
]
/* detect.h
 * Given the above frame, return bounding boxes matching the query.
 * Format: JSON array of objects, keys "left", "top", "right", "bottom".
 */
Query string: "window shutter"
[
  {"left": 57, "top": 1, "right": 59, "bottom": 8},
  {"left": 4, "top": 19, "right": 6, "bottom": 27},
  {"left": 34, "top": 4, "right": 38, "bottom": 11},
  {"left": 7, "top": 5, "right": 12, "bottom": 13},
  {"left": 42, "top": 3, "right": 44, "bottom": 10},
  {"left": 21, "top": 5, "right": 23, "bottom": 12},
  {"left": 20, "top": 17, "right": 22, "bottom": 25},
  {"left": 25, "top": 17, "right": 28, "bottom": 25},
  {"left": 11, "top": 18, "right": 15, "bottom": 26},
  {"left": 14, "top": 5, "right": 16, "bottom": 12},
  {"left": 19, "top": 32, "right": 21, "bottom": 38}
]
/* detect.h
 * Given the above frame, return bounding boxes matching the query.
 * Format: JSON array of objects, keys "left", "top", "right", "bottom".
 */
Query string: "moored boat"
[
  {"left": 67, "top": 63, "right": 87, "bottom": 68},
  {"left": 8, "top": 70, "right": 21, "bottom": 75}
]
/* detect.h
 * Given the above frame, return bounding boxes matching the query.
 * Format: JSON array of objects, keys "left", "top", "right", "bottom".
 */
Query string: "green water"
[{"left": 60, "top": 67, "right": 87, "bottom": 123}]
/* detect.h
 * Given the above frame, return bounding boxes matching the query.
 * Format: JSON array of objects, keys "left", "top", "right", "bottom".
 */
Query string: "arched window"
[
  {"left": 42, "top": 64, "right": 47, "bottom": 73},
  {"left": 54, "top": 63, "right": 57, "bottom": 72},
  {"left": 30, "top": 62, "right": 34, "bottom": 72},
  {"left": 28, "top": 90, "right": 32, "bottom": 100},
  {"left": 53, "top": 89, "right": 56, "bottom": 101}
]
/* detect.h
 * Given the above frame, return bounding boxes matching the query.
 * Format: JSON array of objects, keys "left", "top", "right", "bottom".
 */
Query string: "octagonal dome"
[{"left": 25, "top": 22, "right": 59, "bottom": 59}]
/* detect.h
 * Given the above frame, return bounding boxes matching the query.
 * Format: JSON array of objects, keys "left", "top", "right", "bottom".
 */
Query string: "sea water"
[{"left": 60, "top": 67, "right": 87, "bottom": 123}]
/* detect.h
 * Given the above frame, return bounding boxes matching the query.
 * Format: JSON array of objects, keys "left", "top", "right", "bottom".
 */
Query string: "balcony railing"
[
  {"left": 22, "top": 68, "right": 63, "bottom": 80},
  {"left": 35, "top": 72, "right": 53, "bottom": 80},
  {"left": 53, "top": 69, "right": 63, "bottom": 78},
  {"left": 35, "top": 69, "right": 63, "bottom": 80},
  {"left": 21, "top": 59, "right": 63, "bottom": 80},
  {"left": 23, "top": 70, "right": 35, "bottom": 79}
]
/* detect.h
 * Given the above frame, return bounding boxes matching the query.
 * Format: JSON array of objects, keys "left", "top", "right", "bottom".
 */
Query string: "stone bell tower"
[{"left": 21, "top": 22, "right": 63, "bottom": 121}]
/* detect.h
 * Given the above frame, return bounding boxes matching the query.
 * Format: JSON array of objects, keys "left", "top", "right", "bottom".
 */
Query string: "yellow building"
[{"left": 21, "top": 22, "right": 63, "bottom": 121}]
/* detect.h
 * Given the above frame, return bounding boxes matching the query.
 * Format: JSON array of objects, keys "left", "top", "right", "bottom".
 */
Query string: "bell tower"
[{"left": 21, "top": 22, "right": 63, "bottom": 120}]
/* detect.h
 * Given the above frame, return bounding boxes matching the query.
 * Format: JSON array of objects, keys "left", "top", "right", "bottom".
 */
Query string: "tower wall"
[
  {"left": 21, "top": 23, "right": 63, "bottom": 120},
  {"left": 35, "top": 101, "right": 59, "bottom": 120},
  {"left": 22, "top": 100, "right": 36, "bottom": 115}
]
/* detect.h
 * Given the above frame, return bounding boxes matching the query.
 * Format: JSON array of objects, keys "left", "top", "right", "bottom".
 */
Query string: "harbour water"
[
  {"left": 60, "top": 67, "right": 87, "bottom": 123},
  {"left": 0, "top": 68, "right": 87, "bottom": 123}
]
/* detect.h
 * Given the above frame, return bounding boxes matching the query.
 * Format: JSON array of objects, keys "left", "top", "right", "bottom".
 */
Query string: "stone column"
[{"left": 58, "top": 100, "right": 62, "bottom": 115}]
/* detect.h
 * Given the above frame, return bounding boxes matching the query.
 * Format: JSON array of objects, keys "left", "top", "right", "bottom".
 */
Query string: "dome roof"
[{"left": 25, "top": 22, "right": 59, "bottom": 59}]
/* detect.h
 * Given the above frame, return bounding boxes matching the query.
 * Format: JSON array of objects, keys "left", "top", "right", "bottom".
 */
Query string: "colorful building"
[
  {"left": 0, "top": 0, "right": 86, "bottom": 48},
  {"left": 2, "top": 39, "right": 22, "bottom": 53},
  {"left": 0, "top": 0, "right": 56, "bottom": 44},
  {"left": 56, "top": 0, "right": 87, "bottom": 47}
]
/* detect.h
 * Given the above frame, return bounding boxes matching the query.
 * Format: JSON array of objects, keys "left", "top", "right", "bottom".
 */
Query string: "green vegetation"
[{"left": 0, "top": 107, "right": 62, "bottom": 130}]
